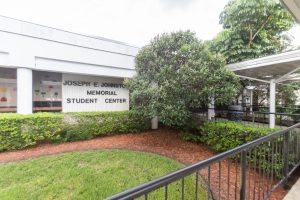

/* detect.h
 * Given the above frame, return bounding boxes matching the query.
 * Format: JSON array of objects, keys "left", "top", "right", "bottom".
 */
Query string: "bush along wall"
[
  {"left": 0, "top": 113, "right": 63, "bottom": 152},
  {"left": 198, "top": 121, "right": 280, "bottom": 152},
  {"left": 182, "top": 121, "right": 284, "bottom": 178},
  {"left": 0, "top": 111, "right": 150, "bottom": 152}
]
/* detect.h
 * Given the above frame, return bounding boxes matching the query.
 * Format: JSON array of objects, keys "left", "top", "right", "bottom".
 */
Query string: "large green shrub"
[
  {"left": 126, "top": 31, "right": 240, "bottom": 127},
  {"left": 0, "top": 111, "right": 149, "bottom": 152}
]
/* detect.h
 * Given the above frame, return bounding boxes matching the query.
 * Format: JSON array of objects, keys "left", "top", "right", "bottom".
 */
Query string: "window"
[
  {"left": 33, "top": 71, "right": 62, "bottom": 112},
  {"left": 0, "top": 68, "right": 17, "bottom": 113}
]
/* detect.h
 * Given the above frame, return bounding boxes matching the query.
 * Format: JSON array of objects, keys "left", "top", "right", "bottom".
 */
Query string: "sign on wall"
[{"left": 62, "top": 74, "right": 129, "bottom": 112}]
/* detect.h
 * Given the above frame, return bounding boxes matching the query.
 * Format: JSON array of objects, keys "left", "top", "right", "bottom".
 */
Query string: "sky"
[{"left": 0, "top": 0, "right": 299, "bottom": 47}]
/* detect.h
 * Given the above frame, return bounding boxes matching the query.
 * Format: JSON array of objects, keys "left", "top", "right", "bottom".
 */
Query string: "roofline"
[
  {"left": 0, "top": 14, "right": 139, "bottom": 49},
  {"left": 280, "top": 0, "right": 300, "bottom": 23},
  {"left": 227, "top": 49, "right": 300, "bottom": 71}
]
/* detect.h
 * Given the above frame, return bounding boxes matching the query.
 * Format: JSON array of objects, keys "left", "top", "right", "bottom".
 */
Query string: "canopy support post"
[
  {"left": 269, "top": 79, "right": 276, "bottom": 128},
  {"left": 208, "top": 97, "right": 215, "bottom": 120}
]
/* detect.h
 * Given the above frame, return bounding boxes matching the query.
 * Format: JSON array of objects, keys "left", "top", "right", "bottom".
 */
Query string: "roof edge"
[
  {"left": 0, "top": 14, "right": 139, "bottom": 49},
  {"left": 227, "top": 49, "right": 300, "bottom": 71}
]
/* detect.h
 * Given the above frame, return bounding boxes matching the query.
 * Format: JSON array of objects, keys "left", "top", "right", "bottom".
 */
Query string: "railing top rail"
[
  {"left": 210, "top": 108, "right": 300, "bottom": 116},
  {"left": 106, "top": 123, "right": 300, "bottom": 200},
  {"left": 253, "top": 111, "right": 300, "bottom": 116}
]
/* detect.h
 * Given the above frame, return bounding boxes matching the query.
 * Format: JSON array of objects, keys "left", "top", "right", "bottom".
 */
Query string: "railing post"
[
  {"left": 240, "top": 150, "right": 247, "bottom": 200},
  {"left": 280, "top": 115, "right": 282, "bottom": 126},
  {"left": 283, "top": 132, "right": 289, "bottom": 189}
]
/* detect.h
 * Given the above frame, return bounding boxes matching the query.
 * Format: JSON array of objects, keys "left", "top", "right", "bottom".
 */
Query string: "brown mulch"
[{"left": 0, "top": 128, "right": 296, "bottom": 200}]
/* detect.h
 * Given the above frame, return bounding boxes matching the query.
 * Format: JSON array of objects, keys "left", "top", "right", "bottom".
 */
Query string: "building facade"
[{"left": 0, "top": 16, "right": 138, "bottom": 114}]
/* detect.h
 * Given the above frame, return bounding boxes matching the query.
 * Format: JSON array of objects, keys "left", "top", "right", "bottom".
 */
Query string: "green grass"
[{"left": 0, "top": 150, "right": 206, "bottom": 200}]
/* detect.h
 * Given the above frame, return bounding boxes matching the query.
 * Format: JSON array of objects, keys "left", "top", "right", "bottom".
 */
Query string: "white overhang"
[
  {"left": 227, "top": 49, "right": 300, "bottom": 83},
  {"left": 281, "top": 0, "right": 300, "bottom": 23}
]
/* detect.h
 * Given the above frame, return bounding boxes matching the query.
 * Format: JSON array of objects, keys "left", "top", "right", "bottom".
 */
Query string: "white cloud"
[
  {"left": 159, "top": 0, "right": 196, "bottom": 9},
  {"left": 0, "top": 0, "right": 299, "bottom": 48},
  {"left": 290, "top": 25, "right": 300, "bottom": 48}
]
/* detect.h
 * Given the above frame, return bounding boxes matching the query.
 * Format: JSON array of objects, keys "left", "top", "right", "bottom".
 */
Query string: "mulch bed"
[{"left": 0, "top": 128, "right": 296, "bottom": 200}]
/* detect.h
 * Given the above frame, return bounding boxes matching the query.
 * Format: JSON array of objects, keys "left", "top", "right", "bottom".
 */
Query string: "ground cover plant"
[
  {"left": 0, "top": 111, "right": 149, "bottom": 152},
  {"left": 0, "top": 150, "right": 206, "bottom": 200}
]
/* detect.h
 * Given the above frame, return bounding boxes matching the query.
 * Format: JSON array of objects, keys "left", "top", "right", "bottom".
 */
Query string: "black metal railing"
[
  {"left": 195, "top": 109, "right": 300, "bottom": 128},
  {"left": 106, "top": 123, "right": 300, "bottom": 200}
]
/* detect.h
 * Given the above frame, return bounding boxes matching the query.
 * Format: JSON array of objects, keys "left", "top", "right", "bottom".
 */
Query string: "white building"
[{"left": 0, "top": 16, "right": 138, "bottom": 114}]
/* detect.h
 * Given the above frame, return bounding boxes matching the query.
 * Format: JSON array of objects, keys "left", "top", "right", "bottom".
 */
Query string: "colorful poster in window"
[
  {"left": 33, "top": 72, "right": 62, "bottom": 102},
  {"left": 0, "top": 79, "right": 17, "bottom": 108}
]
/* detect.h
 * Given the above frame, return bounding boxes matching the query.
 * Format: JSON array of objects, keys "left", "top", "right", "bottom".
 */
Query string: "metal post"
[
  {"left": 250, "top": 89, "right": 253, "bottom": 114},
  {"left": 208, "top": 97, "right": 215, "bottom": 120},
  {"left": 269, "top": 79, "right": 276, "bottom": 128},
  {"left": 283, "top": 132, "right": 289, "bottom": 189},
  {"left": 151, "top": 116, "right": 158, "bottom": 129},
  {"left": 240, "top": 150, "right": 247, "bottom": 200}
]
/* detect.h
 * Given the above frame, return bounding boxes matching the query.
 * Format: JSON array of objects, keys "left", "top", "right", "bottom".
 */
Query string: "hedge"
[
  {"left": 59, "top": 111, "right": 150, "bottom": 142},
  {"left": 182, "top": 121, "right": 285, "bottom": 177},
  {"left": 198, "top": 121, "right": 280, "bottom": 152},
  {"left": 0, "top": 111, "right": 150, "bottom": 152}
]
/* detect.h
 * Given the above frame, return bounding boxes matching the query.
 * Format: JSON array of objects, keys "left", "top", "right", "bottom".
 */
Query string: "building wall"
[
  {"left": 0, "top": 16, "right": 138, "bottom": 78},
  {"left": 0, "top": 16, "right": 138, "bottom": 114}
]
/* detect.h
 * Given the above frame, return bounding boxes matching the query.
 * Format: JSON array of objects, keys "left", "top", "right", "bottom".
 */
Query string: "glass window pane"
[{"left": 0, "top": 68, "right": 17, "bottom": 113}]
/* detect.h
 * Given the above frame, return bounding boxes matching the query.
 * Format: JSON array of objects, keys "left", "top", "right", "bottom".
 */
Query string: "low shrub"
[
  {"left": 59, "top": 111, "right": 149, "bottom": 142},
  {"left": 182, "top": 121, "right": 285, "bottom": 178},
  {"left": 199, "top": 121, "right": 280, "bottom": 152},
  {"left": 0, "top": 113, "right": 63, "bottom": 151},
  {"left": 0, "top": 111, "right": 150, "bottom": 151}
]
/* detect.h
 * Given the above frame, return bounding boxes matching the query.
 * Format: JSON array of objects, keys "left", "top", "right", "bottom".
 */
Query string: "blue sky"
[{"left": 0, "top": 0, "right": 299, "bottom": 47}]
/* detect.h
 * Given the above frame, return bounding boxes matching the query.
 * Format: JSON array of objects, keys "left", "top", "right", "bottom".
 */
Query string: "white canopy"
[
  {"left": 226, "top": 49, "right": 300, "bottom": 128},
  {"left": 281, "top": 0, "right": 300, "bottom": 23},
  {"left": 227, "top": 49, "right": 300, "bottom": 83},
  {"left": 218, "top": 0, "right": 300, "bottom": 128}
]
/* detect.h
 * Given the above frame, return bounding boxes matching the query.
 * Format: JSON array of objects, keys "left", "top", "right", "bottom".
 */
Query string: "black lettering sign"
[
  {"left": 93, "top": 82, "right": 99, "bottom": 87},
  {"left": 87, "top": 90, "right": 117, "bottom": 95},
  {"left": 101, "top": 83, "right": 124, "bottom": 88},
  {"left": 63, "top": 81, "right": 91, "bottom": 86},
  {"left": 66, "top": 98, "right": 98, "bottom": 103},
  {"left": 105, "top": 98, "right": 127, "bottom": 103}
]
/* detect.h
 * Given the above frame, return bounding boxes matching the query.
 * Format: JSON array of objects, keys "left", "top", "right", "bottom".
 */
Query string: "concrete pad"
[{"left": 283, "top": 178, "right": 300, "bottom": 200}]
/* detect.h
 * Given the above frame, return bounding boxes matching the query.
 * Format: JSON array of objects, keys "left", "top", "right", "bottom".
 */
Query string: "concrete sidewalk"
[{"left": 283, "top": 178, "right": 300, "bottom": 200}]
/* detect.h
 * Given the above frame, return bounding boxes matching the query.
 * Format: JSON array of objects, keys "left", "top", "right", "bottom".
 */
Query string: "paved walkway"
[
  {"left": 283, "top": 178, "right": 300, "bottom": 200},
  {"left": 0, "top": 128, "right": 292, "bottom": 200}
]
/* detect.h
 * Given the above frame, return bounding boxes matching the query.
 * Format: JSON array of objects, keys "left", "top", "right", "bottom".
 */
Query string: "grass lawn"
[{"left": 0, "top": 150, "right": 206, "bottom": 200}]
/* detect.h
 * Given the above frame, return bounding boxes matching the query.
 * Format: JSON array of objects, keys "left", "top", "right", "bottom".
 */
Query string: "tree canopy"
[
  {"left": 277, "top": 83, "right": 299, "bottom": 107},
  {"left": 126, "top": 31, "right": 240, "bottom": 127},
  {"left": 210, "top": 0, "right": 294, "bottom": 64}
]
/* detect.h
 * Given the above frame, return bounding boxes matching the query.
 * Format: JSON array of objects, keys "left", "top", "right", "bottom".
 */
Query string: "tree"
[
  {"left": 251, "top": 82, "right": 299, "bottom": 111},
  {"left": 210, "top": 0, "right": 294, "bottom": 64},
  {"left": 277, "top": 83, "right": 299, "bottom": 107},
  {"left": 126, "top": 31, "right": 240, "bottom": 127}
]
